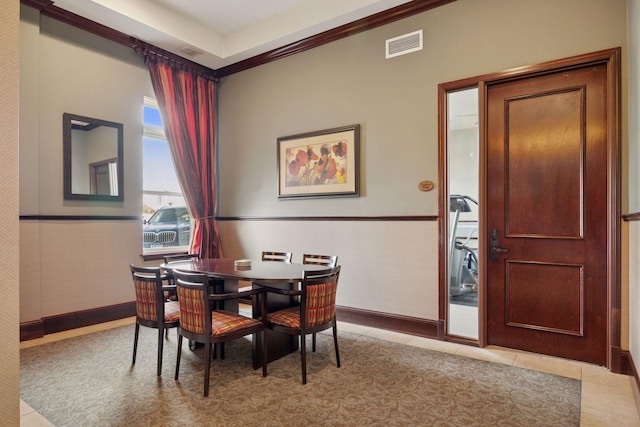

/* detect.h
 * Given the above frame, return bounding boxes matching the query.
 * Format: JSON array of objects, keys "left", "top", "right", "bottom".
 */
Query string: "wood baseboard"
[
  {"left": 20, "top": 319, "right": 44, "bottom": 341},
  {"left": 611, "top": 346, "right": 633, "bottom": 375},
  {"left": 20, "top": 302, "right": 136, "bottom": 341},
  {"left": 628, "top": 351, "right": 640, "bottom": 419},
  {"left": 336, "top": 305, "right": 439, "bottom": 338}
]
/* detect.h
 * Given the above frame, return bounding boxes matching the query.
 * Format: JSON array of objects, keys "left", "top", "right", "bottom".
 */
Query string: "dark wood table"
[{"left": 161, "top": 258, "right": 325, "bottom": 364}]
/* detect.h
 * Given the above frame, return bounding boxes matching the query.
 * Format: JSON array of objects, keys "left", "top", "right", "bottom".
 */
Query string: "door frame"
[{"left": 438, "top": 47, "right": 622, "bottom": 370}]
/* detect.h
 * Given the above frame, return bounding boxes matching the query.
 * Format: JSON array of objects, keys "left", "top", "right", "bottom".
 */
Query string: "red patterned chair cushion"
[
  {"left": 306, "top": 281, "right": 337, "bottom": 326},
  {"left": 133, "top": 277, "right": 158, "bottom": 322},
  {"left": 164, "top": 301, "right": 180, "bottom": 322},
  {"left": 211, "top": 310, "right": 262, "bottom": 335},
  {"left": 177, "top": 286, "right": 261, "bottom": 336},
  {"left": 267, "top": 306, "right": 301, "bottom": 328},
  {"left": 177, "top": 286, "right": 207, "bottom": 334},
  {"left": 268, "top": 278, "right": 338, "bottom": 328}
]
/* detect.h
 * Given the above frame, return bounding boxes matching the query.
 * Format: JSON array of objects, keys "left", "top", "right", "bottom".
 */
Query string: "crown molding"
[
  {"left": 216, "top": 0, "right": 456, "bottom": 77},
  {"left": 21, "top": 0, "right": 456, "bottom": 78}
]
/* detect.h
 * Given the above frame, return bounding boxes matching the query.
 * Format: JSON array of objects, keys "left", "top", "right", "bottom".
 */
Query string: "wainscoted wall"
[
  {"left": 217, "top": 0, "right": 629, "bottom": 351},
  {"left": 629, "top": 1, "right": 640, "bottom": 397},
  {"left": 1, "top": 0, "right": 20, "bottom": 423},
  {"left": 218, "top": 219, "right": 439, "bottom": 320},
  {"left": 627, "top": 220, "right": 640, "bottom": 394},
  {"left": 20, "top": 220, "right": 142, "bottom": 322},
  {"left": 19, "top": 4, "right": 153, "bottom": 331},
  {"left": 17, "top": 0, "right": 635, "bottom": 381}
]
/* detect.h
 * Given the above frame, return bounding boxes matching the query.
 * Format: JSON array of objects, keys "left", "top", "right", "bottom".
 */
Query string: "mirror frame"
[{"left": 63, "top": 112, "right": 124, "bottom": 201}]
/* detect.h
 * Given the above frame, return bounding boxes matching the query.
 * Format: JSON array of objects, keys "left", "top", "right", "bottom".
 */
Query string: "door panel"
[
  {"left": 505, "top": 261, "right": 583, "bottom": 335},
  {"left": 486, "top": 63, "right": 608, "bottom": 365},
  {"left": 506, "top": 89, "right": 584, "bottom": 238}
]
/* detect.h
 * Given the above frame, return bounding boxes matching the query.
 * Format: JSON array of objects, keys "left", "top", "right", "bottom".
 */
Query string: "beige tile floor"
[{"left": 20, "top": 316, "right": 640, "bottom": 427}]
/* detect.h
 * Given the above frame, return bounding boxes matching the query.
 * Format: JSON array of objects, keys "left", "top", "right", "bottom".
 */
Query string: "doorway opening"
[{"left": 438, "top": 48, "right": 620, "bottom": 367}]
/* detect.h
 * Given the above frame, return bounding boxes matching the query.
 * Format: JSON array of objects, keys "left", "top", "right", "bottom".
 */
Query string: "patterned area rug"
[{"left": 20, "top": 325, "right": 580, "bottom": 426}]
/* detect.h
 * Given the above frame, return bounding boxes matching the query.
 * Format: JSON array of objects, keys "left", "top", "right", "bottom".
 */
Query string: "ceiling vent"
[
  {"left": 178, "top": 45, "right": 204, "bottom": 58},
  {"left": 385, "top": 30, "right": 423, "bottom": 59}
]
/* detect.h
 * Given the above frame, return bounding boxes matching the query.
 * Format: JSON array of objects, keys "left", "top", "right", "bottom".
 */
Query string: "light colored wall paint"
[
  {"left": 37, "top": 221, "right": 141, "bottom": 317},
  {"left": 217, "top": 0, "right": 628, "bottom": 321},
  {"left": 629, "top": 221, "right": 640, "bottom": 367},
  {"left": 18, "top": 8, "right": 155, "bottom": 323},
  {"left": 218, "top": 0, "right": 628, "bottom": 218},
  {"left": 1, "top": 0, "right": 20, "bottom": 424},
  {"left": 16, "top": 0, "right": 635, "bottom": 362},
  {"left": 628, "top": 0, "right": 640, "bottom": 374},
  {"left": 36, "top": 16, "right": 149, "bottom": 215},
  {"left": 219, "top": 220, "right": 439, "bottom": 318}
]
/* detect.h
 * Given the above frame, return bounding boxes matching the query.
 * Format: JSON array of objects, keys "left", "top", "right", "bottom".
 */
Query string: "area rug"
[{"left": 20, "top": 325, "right": 580, "bottom": 426}]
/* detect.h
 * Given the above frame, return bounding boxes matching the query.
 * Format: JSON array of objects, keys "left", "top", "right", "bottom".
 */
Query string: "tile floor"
[{"left": 20, "top": 316, "right": 640, "bottom": 427}]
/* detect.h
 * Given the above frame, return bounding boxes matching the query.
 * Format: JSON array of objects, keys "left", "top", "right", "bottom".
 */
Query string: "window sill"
[{"left": 141, "top": 247, "right": 189, "bottom": 262}]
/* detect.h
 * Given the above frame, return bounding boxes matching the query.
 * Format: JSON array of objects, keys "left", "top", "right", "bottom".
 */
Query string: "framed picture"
[{"left": 278, "top": 124, "right": 360, "bottom": 199}]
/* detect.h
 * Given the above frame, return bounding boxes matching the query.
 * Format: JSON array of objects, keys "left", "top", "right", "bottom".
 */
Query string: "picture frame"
[{"left": 278, "top": 124, "right": 360, "bottom": 199}]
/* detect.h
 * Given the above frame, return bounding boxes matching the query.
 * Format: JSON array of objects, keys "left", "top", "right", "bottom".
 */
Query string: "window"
[{"left": 142, "top": 97, "right": 190, "bottom": 253}]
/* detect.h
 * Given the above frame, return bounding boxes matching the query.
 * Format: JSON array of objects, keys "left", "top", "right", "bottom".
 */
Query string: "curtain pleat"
[{"left": 147, "top": 59, "right": 223, "bottom": 259}]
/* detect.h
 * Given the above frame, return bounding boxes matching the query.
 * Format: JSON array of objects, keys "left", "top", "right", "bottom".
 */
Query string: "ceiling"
[{"left": 51, "top": 0, "right": 414, "bottom": 70}]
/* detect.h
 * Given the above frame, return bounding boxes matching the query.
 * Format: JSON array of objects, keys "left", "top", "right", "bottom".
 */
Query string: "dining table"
[{"left": 160, "top": 257, "right": 326, "bottom": 365}]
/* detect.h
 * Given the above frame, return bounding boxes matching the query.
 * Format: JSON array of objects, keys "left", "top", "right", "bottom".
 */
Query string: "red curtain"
[{"left": 147, "top": 58, "right": 223, "bottom": 259}]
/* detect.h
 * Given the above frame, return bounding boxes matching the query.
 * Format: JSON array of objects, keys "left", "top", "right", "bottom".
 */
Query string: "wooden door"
[{"left": 486, "top": 61, "right": 611, "bottom": 365}]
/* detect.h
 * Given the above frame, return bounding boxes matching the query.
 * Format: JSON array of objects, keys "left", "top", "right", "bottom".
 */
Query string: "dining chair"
[
  {"left": 173, "top": 269, "right": 268, "bottom": 397},
  {"left": 244, "top": 251, "right": 294, "bottom": 307},
  {"left": 262, "top": 251, "right": 293, "bottom": 263},
  {"left": 302, "top": 254, "right": 338, "bottom": 351},
  {"left": 160, "top": 253, "right": 201, "bottom": 315},
  {"left": 162, "top": 253, "right": 200, "bottom": 286},
  {"left": 302, "top": 253, "right": 338, "bottom": 268},
  {"left": 163, "top": 253, "right": 200, "bottom": 264},
  {"left": 130, "top": 265, "right": 180, "bottom": 376},
  {"left": 264, "top": 266, "right": 341, "bottom": 384}
]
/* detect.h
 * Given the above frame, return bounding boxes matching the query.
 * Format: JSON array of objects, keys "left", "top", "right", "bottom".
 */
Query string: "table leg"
[
  {"left": 252, "top": 284, "right": 299, "bottom": 367},
  {"left": 221, "top": 278, "right": 239, "bottom": 313}
]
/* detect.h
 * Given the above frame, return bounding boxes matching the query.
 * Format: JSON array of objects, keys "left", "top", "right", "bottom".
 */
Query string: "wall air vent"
[
  {"left": 177, "top": 45, "right": 204, "bottom": 58},
  {"left": 385, "top": 30, "right": 423, "bottom": 59}
]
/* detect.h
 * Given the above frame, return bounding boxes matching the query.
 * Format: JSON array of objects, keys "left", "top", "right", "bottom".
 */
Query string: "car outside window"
[{"left": 143, "top": 97, "right": 189, "bottom": 254}]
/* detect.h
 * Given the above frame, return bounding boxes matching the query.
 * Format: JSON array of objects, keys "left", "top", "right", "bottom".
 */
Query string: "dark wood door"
[{"left": 486, "top": 63, "right": 609, "bottom": 365}]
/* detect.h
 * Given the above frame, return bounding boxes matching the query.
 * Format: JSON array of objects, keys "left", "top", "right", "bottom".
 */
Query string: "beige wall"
[
  {"left": 219, "top": 220, "right": 440, "bottom": 318},
  {"left": 627, "top": 0, "right": 640, "bottom": 371},
  {"left": 15, "top": 0, "right": 636, "bottom": 369},
  {"left": 217, "top": 0, "right": 629, "bottom": 320},
  {"left": 8, "top": 0, "right": 636, "bottom": 420},
  {"left": 1, "top": 0, "right": 20, "bottom": 424},
  {"left": 19, "top": 7, "right": 155, "bottom": 322}
]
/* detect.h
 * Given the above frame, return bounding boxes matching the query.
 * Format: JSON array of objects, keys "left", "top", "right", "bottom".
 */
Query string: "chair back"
[
  {"left": 173, "top": 270, "right": 212, "bottom": 338},
  {"left": 262, "top": 251, "right": 293, "bottom": 263},
  {"left": 130, "top": 265, "right": 165, "bottom": 323},
  {"left": 301, "top": 266, "right": 341, "bottom": 328},
  {"left": 163, "top": 253, "right": 199, "bottom": 264},
  {"left": 302, "top": 254, "right": 338, "bottom": 268},
  {"left": 162, "top": 253, "right": 200, "bottom": 288}
]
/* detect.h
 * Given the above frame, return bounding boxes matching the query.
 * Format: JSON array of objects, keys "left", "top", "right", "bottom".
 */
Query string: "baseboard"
[
  {"left": 336, "top": 305, "right": 439, "bottom": 338},
  {"left": 629, "top": 352, "right": 640, "bottom": 419},
  {"left": 20, "top": 301, "right": 136, "bottom": 341},
  {"left": 20, "top": 319, "right": 44, "bottom": 341},
  {"left": 611, "top": 346, "right": 633, "bottom": 375}
]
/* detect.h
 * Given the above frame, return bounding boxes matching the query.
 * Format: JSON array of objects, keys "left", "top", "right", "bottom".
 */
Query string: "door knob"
[{"left": 490, "top": 229, "right": 509, "bottom": 261}]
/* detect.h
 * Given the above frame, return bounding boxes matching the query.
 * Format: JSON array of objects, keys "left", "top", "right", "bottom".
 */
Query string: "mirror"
[
  {"left": 63, "top": 113, "right": 123, "bottom": 201},
  {"left": 446, "top": 87, "right": 479, "bottom": 340}
]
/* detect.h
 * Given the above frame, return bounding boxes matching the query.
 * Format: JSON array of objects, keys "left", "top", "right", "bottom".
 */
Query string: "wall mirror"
[{"left": 63, "top": 112, "right": 123, "bottom": 201}]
